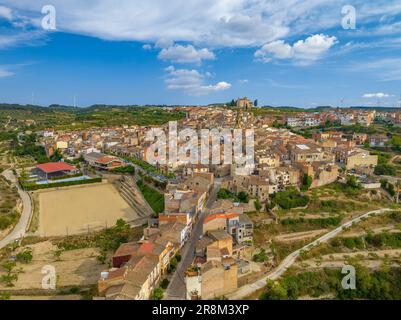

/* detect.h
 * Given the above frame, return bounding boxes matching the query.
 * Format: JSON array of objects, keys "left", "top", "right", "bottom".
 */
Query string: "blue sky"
[{"left": 0, "top": 1, "right": 401, "bottom": 108}]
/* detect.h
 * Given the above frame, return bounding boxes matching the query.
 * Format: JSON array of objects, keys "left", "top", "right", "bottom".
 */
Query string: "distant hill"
[{"left": 0, "top": 103, "right": 185, "bottom": 129}]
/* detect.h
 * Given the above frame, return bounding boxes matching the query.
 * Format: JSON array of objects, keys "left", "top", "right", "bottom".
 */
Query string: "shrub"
[
  {"left": 136, "top": 180, "right": 164, "bottom": 214},
  {"left": 21, "top": 177, "right": 102, "bottom": 191},
  {"left": 346, "top": 175, "right": 361, "bottom": 189},
  {"left": 0, "top": 212, "right": 19, "bottom": 230},
  {"left": 301, "top": 174, "right": 313, "bottom": 191},
  {"left": 236, "top": 191, "right": 250, "bottom": 203},
  {"left": 160, "top": 279, "right": 170, "bottom": 289},
  {"left": 374, "top": 163, "right": 397, "bottom": 176},
  {"left": 152, "top": 288, "right": 164, "bottom": 300},
  {"left": 217, "top": 188, "right": 234, "bottom": 199},
  {"left": 111, "top": 166, "right": 135, "bottom": 174},
  {"left": 16, "top": 248, "right": 33, "bottom": 263},
  {"left": 272, "top": 187, "right": 309, "bottom": 210},
  {"left": 253, "top": 249, "right": 268, "bottom": 262}
]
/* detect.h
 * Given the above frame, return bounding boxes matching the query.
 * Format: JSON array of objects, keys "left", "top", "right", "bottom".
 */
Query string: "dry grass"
[{"left": 0, "top": 240, "right": 106, "bottom": 291}]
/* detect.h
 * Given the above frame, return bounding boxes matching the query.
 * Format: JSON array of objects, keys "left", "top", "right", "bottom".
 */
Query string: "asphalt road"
[
  {"left": 0, "top": 169, "right": 33, "bottom": 249},
  {"left": 226, "top": 208, "right": 392, "bottom": 300},
  {"left": 165, "top": 180, "right": 221, "bottom": 300}
]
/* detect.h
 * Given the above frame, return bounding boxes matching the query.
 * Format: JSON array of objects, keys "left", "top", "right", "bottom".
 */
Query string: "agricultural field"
[
  {"left": 36, "top": 183, "right": 141, "bottom": 237},
  {"left": 257, "top": 210, "right": 401, "bottom": 301},
  {"left": 249, "top": 181, "right": 397, "bottom": 272},
  {"left": 0, "top": 175, "right": 20, "bottom": 237},
  {"left": 0, "top": 241, "right": 104, "bottom": 292},
  {"left": 0, "top": 221, "right": 142, "bottom": 300}
]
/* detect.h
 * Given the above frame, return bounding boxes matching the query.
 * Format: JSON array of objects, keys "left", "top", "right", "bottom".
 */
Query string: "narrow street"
[{"left": 164, "top": 180, "right": 220, "bottom": 299}]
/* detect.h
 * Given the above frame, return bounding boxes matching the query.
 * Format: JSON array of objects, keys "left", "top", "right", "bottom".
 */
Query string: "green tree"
[
  {"left": 160, "top": 279, "right": 170, "bottom": 289},
  {"left": 236, "top": 191, "right": 249, "bottom": 203},
  {"left": 374, "top": 164, "right": 397, "bottom": 176},
  {"left": 301, "top": 174, "right": 313, "bottom": 191},
  {"left": 272, "top": 187, "right": 309, "bottom": 210},
  {"left": 16, "top": 248, "right": 33, "bottom": 264},
  {"left": 253, "top": 249, "right": 268, "bottom": 262},
  {"left": 217, "top": 188, "right": 233, "bottom": 199},
  {"left": 50, "top": 149, "right": 63, "bottom": 162},
  {"left": 152, "top": 288, "right": 164, "bottom": 300},
  {"left": 260, "top": 280, "right": 288, "bottom": 300},
  {"left": 19, "top": 168, "right": 29, "bottom": 182},
  {"left": 0, "top": 261, "right": 19, "bottom": 287},
  {"left": 346, "top": 175, "right": 361, "bottom": 189}
]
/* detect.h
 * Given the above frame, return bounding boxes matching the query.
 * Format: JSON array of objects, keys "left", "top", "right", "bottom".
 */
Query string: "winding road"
[
  {"left": 0, "top": 169, "right": 33, "bottom": 249},
  {"left": 226, "top": 207, "right": 392, "bottom": 300}
]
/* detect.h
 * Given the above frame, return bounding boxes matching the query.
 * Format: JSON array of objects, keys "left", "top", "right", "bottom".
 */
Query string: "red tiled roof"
[
  {"left": 139, "top": 242, "right": 154, "bottom": 254},
  {"left": 113, "top": 242, "right": 138, "bottom": 257},
  {"left": 36, "top": 162, "right": 76, "bottom": 174}
]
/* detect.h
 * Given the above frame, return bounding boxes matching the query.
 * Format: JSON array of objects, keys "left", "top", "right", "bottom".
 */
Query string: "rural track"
[{"left": 0, "top": 169, "right": 33, "bottom": 249}]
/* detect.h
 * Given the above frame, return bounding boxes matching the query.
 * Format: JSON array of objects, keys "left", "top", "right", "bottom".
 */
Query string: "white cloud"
[
  {"left": 155, "top": 38, "right": 174, "bottom": 49},
  {"left": 0, "top": 5, "right": 13, "bottom": 20},
  {"left": 0, "top": 30, "right": 47, "bottom": 49},
  {"left": 351, "top": 58, "right": 401, "bottom": 81},
  {"left": 158, "top": 44, "right": 215, "bottom": 64},
  {"left": 142, "top": 44, "right": 152, "bottom": 50},
  {"left": 2, "top": 0, "right": 401, "bottom": 49},
  {"left": 362, "top": 92, "right": 392, "bottom": 98},
  {"left": 293, "top": 34, "right": 337, "bottom": 59},
  {"left": 255, "top": 34, "right": 337, "bottom": 64},
  {"left": 164, "top": 66, "right": 231, "bottom": 95},
  {"left": 0, "top": 66, "right": 14, "bottom": 78},
  {"left": 238, "top": 79, "right": 249, "bottom": 84}
]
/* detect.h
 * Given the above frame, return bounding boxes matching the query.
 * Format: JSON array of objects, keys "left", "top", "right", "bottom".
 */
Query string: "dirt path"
[
  {"left": 274, "top": 229, "right": 327, "bottom": 242},
  {"left": 339, "top": 225, "right": 400, "bottom": 238},
  {"left": 0, "top": 169, "right": 32, "bottom": 249},
  {"left": 296, "top": 248, "right": 401, "bottom": 270}
]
